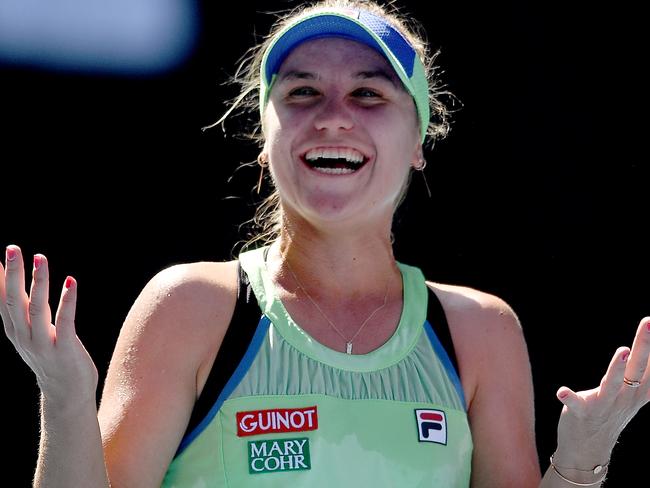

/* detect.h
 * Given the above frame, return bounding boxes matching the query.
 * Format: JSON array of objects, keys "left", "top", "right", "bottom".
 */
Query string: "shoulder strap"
[
  {"left": 182, "top": 261, "right": 262, "bottom": 437},
  {"left": 426, "top": 286, "right": 460, "bottom": 377}
]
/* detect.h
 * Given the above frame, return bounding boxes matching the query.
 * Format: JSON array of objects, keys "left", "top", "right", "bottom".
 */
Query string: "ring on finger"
[{"left": 623, "top": 376, "right": 642, "bottom": 388}]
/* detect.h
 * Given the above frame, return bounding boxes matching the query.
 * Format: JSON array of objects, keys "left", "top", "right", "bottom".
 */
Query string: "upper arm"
[
  {"left": 466, "top": 296, "right": 541, "bottom": 487},
  {"left": 430, "top": 284, "right": 541, "bottom": 488},
  {"left": 97, "top": 261, "right": 238, "bottom": 488}
]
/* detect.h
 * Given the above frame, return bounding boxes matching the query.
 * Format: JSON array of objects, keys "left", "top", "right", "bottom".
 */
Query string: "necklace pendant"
[{"left": 346, "top": 342, "right": 352, "bottom": 354}]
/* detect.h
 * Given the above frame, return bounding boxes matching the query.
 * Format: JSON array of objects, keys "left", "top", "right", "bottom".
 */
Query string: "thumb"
[{"left": 556, "top": 386, "right": 582, "bottom": 410}]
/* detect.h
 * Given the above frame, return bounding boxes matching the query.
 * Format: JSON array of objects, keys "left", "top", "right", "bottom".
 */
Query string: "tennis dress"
[{"left": 161, "top": 246, "right": 473, "bottom": 487}]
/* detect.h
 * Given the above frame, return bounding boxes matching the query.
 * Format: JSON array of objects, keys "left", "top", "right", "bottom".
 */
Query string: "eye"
[
  {"left": 352, "top": 87, "right": 381, "bottom": 98},
  {"left": 288, "top": 86, "right": 319, "bottom": 97}
]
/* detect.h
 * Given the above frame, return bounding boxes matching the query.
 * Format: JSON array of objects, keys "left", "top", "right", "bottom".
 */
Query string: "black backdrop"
[{"left": 2, "top": 1, "right": 646, "bottom": 486}]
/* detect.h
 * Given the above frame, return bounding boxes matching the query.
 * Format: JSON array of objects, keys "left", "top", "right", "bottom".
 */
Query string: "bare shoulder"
[
  {"left": 117, "top": 259, "right": 240, "bottom": 364},
  {"left": 145, "top": 258, "right": 239, "bottom": 311},
  {"left": 424, "top": 281, "right": 528, "bottom": 408},
  {"left": 140, "top": 259, "right": 240, "bottom": 337},
  {"left": 424, "top": 280, "right": 521, "bottom": 332}
]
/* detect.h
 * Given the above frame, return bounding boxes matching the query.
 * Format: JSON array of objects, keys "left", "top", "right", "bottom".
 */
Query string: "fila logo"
[
  {"left": 237, "top": 406, "right": 318, "bottom": 437},
  {"left": 415, "top": 409, "right": 447, "bottom": 445}
]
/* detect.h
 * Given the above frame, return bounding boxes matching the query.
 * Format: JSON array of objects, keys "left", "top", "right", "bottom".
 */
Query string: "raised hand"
[
  {"left": 552, "top": 317, "right": 650, "bottom": 473},
  {"left": 1, "top": 245, "right": 98, "bottom": 407}
]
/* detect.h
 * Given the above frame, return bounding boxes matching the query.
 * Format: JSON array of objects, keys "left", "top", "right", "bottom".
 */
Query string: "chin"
[{"left": 297, "top": 192, "right": 390, "bottom": 229}]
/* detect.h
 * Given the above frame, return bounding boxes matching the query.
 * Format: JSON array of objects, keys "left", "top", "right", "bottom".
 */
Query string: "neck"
[{"left": 266, "top": 221, "right": 401, "bottom": 304}]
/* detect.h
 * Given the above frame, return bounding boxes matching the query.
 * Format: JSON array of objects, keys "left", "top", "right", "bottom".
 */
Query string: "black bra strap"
[{"left": 426, "top": 286, "right": 460, "bottom": 377}]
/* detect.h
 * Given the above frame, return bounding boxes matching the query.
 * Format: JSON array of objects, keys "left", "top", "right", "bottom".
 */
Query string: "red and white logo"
[
  {"left": 237, "top": 406, "right": 319, "bottom": 437},
  {"left": 415, "top": 409, "right": 447, "bottom": 445}
]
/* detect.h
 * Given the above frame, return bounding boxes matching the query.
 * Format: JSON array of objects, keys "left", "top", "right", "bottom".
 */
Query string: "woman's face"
[{"left": 263, "top": 37, "right": 422, "bottom": 229}]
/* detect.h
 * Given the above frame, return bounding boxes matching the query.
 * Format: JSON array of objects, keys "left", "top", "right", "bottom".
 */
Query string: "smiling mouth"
[{"left": 301, "top": 148, "right": 370, "bottom": 175}]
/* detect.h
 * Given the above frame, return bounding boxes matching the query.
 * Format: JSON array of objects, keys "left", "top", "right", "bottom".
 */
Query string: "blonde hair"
[{"left": 208, "top": 0, "right": 455, "bottom": 254}]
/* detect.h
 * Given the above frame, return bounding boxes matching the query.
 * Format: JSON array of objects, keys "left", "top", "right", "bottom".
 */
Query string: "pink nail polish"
[
  {"left": 65, "top": 276, "right": 74, "bottom": 289},
  {"left": 646, "top": 322, "right": 650, "bottom": 333},
  {"left": 33, "top": 255, "right": 42, "bottom": 270},
  {"left": 622, "top": 351, "right": 630, "bottom": 362},
  {"left": 559, "top": 391, "right": 569, "bottom": 399},
  {"left": 6, "top": 248, "right": 16, "bottom": 261}
]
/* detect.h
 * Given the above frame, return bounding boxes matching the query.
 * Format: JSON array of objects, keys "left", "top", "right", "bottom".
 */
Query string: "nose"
[{"left": 313, "top": 96, "right": 354, "bottom": 132}]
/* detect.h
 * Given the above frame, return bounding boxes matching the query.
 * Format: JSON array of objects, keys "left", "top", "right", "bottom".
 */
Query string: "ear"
[
  {"left": 410, "top": 144, "right": 424, "bottom": 170},
  {"left": 261, "top": 139, "right": 271, "bottom": 161}
]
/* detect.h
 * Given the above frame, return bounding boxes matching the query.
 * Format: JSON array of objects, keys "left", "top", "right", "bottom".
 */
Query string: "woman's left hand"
[{"left": 553, "top": 317, "right": 650, "bottom": 467}]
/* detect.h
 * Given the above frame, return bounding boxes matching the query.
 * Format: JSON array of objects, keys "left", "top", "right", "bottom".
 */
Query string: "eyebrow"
[
  {"left": 356, "top": 70, "right": 400, "bottom": 88},
  {"left": 278, "top": 69, "right": 400, "bottom": 88}
]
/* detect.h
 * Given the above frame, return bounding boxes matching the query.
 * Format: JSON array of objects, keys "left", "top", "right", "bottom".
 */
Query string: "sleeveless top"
[{"left": 161, "top": 246, "right": 473, "bottom": 487}]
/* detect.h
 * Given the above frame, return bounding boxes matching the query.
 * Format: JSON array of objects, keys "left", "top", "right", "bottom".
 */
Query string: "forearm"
[{"left": 34, "top": 393, "right": 110, "bottom": 488}]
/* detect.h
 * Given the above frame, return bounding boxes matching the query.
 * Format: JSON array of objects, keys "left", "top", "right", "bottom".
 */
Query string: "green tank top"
[{"left": 162, "top": 247, "right": 473, "bottom": 487}]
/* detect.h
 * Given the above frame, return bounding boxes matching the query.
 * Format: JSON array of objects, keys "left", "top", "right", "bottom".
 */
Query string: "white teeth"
[
  {"left": 305, "top": 147, "right": 365, "bottom": 163},
  {"left": 313, "top": 167, "right": 355, "bottom": 175}
]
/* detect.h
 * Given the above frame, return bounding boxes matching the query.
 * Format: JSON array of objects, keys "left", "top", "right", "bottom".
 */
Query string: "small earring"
[
  {"left": 256, "top": 153, "right": 268, "bottom": 194},
  {"left": 414, "top": 157, "right": 427, "bottom": 171},
  {"left": 257, "top": 153, "right": 269, "bottom": 167}
]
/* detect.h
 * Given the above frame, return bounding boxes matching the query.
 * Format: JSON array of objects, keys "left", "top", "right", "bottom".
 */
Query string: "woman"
[{"left": 1, "top": 1, "right": 647, "bottom": 486}]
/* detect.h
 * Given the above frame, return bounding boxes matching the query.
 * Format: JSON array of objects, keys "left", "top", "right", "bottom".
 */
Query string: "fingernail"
[
  {"left": 65, "top": 276, "right": 74, "bottom": 289},
  {"left": 622, "top": 351, "right": 630, "bottom": 362},
  {"left": 646, "top": 322, "right": 650, "bottom": 333},
  {"left": 33, "top": 255, "right": 42, "bottom": 270},
  {"left": 559, "top": 391, "right": 569, "bottom": 399},
  {"left": 6, "top": 248, "right": 16, "bottom": 261}
]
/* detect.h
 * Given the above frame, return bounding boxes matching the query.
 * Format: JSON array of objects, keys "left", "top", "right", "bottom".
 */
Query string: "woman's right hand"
[{"left": 1, "top": 245, "right": 98, "bottom": 407}]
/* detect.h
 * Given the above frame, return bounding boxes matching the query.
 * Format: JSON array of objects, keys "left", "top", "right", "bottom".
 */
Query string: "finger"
[
  {"left": 4, "top": 245, "right": 31, "bottom": 343},
  {"left": 599, "top": 346, "right": 631, "bottom": 400},
  {"left": 625, "top": 317, "right": 650, "bottom": 386},
  {"left": 54, "top": 276, "right": 77, "bottom": 344},
  {"left": 28, "top": 254, "right": 53, "bottom": 345},
  {"left": 0, "top": 259, "right": 17, "bottom": 345}
]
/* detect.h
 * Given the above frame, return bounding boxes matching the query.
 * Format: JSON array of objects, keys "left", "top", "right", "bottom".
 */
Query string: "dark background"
[{"left": 2, "top": 1, "right": 646, "bottom": 485}]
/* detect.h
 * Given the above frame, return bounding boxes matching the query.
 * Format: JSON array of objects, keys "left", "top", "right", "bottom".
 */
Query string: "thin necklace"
[{"left": 284, "top": 257, "right": 390, "bottom": 355}]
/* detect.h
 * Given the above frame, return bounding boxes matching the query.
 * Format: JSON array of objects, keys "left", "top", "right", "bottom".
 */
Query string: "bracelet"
[{"left": 549, "top": 453, "right": 609, "bottom": 486}]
